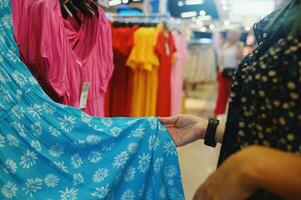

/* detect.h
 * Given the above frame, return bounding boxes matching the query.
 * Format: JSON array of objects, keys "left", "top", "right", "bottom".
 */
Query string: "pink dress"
[
  {"left": 12, "top": 0, "right": 114, "bottom": 117},
  {"left": 171, "top": 31, "right": 188, "bottom": 115}
]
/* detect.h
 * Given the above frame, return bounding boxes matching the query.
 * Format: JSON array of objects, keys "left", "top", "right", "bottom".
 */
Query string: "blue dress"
[{"left": 0, "top": 1, "right": 184, "bottom": 199}]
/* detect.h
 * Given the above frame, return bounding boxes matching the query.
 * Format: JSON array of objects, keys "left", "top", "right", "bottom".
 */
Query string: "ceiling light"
[
  {"left": 181, "top": 11, "right": 197, "bottom": 18},
  {"left": 245, "top": 25, "right": 251, "bottom": 31},
  {"left": 199, "top": 10, "right": 206, "bottom": 16},
  {"left": 222, "top": 5, "right": 229, "bottom": 10},
  {"left": 224, "top": 20, "right": 230, "bottom": 26},
  {"left": 185, "top": 0, "right": 204, "bottom": 6},
  {"left": 109, "top": 0, "right": 122, "bottom": 6},
  {"left": 122, "top": 0, "right": 129, "bottom": 3},
  {"left": 178, "top": 1, "right": 184, "bottom": 6},
  {"left": 209, "top": 24, "right": 215, "bottom": 30}
]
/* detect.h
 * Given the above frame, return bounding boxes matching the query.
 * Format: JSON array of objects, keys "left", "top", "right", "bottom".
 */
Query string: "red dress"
[
  {"left": 105, "top": 25, "right": 138, "bottom": 117},
  {"left": 155, "top": 30, "right": 177, "bottom": 117}
]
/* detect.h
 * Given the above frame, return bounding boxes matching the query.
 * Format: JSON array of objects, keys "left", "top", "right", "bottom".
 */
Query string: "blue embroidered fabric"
[{"left": 0, "top": 1, "right": 184, "bottom": 199}]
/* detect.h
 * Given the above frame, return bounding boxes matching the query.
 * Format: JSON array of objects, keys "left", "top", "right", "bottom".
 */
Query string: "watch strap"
[{"left": 204, "top": 119, "right": 219, "bottom": 147}]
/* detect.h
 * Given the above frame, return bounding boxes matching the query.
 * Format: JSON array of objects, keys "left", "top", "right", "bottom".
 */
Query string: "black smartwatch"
[{"left": 204, "top": 119, "right": 220, "bottom": 147}]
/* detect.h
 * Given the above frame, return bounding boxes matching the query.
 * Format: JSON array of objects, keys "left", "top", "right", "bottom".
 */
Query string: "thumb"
[{"left": 159, "top": 116, "right": 179, "bottom": 125}]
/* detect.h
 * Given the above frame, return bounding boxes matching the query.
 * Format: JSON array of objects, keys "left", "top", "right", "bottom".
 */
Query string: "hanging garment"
[
  {"left": 127, "top": 26, "right": 161, "bottom": 117},
  {"left": 105, "top": 25, "right": 138, "bottom": 117},
  {"left": 184, "top": 44, "right": 216, "bottom": 83},
  {"left": 12, "top": 0, "right": 114, "bottom": 117},
  {"left": 171, "top": 31, "right": 188, "bottom": 115},
  {"left": 0, "top": 2, "right": 184, "bottom": 199},
  {"left": 155, "top": 30, "right": 177, "bottom": 117}
]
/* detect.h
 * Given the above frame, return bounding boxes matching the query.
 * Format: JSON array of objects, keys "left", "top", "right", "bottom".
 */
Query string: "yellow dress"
[{"left": 127, "top": 25, "right": 162, "bottom": 117}]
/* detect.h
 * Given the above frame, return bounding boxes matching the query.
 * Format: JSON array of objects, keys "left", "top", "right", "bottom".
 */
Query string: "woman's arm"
[
  {"left": 160, "top": 115, "right": 226, "bottom": 147},
  {"left": 247, "top": 146, "right": 301, "bottom": 199},
  {"left": 193, "top": 146, "right": 301, "bottom": 200}
]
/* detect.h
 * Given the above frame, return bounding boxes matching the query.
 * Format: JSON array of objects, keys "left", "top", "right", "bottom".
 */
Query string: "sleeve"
[
  {"left": 12, "top": 0, "right": 67, "bottom": 98},
  {"left": 154, "top": 31, "right": 164, "bottom": 57},
  {"left": 101, "top": 11, "right": 115, "bottom": 92}
]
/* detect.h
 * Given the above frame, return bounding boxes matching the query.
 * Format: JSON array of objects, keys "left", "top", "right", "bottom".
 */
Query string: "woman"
[
  {"left": 161, "top": 0, "right": 301, "bottom": 199},
  {"left": 214, "top": 29, "right": 244, "bottom": 117}
]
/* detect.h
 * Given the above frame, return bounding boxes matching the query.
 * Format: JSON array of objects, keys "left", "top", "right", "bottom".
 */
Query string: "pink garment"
[
  {"left": 12, "top": 0, "right": 114, "bottom": 117},
  {"left": 171, "top": 31, "right": 188, "bottom": 115}
]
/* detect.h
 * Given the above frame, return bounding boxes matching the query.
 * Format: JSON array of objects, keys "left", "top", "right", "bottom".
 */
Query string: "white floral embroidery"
[
  {"left": 148, "top": 135, "right": 160, "bottom": 151},
  {"left": 11, "top": 71, "right": 27, "bottom": 86},
  {"left": 1, "top": 87, "right": 12, "bottom": 102},
  {"left": 124, "top": 167, "right": 136, "bottom": 182},
  {"left": 11, "top": 105, "right": 25, "bottom": 119},
  {"left": 22, "top": 178, "right": 43, "bottom": 198},
  {"left": 31, "top": 122, "right": 42, "bottom": 137},
  {"left": 0, "top": 134, "right": 4, "bottom": 148},
  {"left": 28, "top": 104, "right": 43, "bottom": 119},
  {"left": 48, "top": 143, "right": 65, "bottom": 158},
  {"left": 101, "top": 142, "right": 116, "bottom": 152},
  {"left": 15, "top": 89, "right": 23, "bottom": 100},
  {"left": 163, "top": 141, "right": 177, "bottom": 156},
  {"left": 73, "top": 173, "right": 84, "bottom": 186},
  {"left": 110, "top": 127, "right": 122, "bottom": 137},
  {"left": 88, "top": 151, "right": 102, "bottom": 163},
  {"left": 11, "top": 122, "right": 26, "bottom": 138},
  {"left": 160, "top": 186, "right": 166, "bottom": 199},
  {"left": 5, "top": 159, "right": 17, "bottom": 174},
  {"left": 131, "top": 125, "right": 145, "bottom": 138},
  {"left": 20, "top": 150, "right": 37, "bottom": 169},
  {"left": 93, "top": 168, "right": 109, "bottom": 183},
  {"left": 113, "top": 151, "right": 129, "bottom": 168},
  {"left": 44, "top": 174, "right": 60, "bottom": 188},
  {"left": 86, "top": 135, "right": 102, "bottom": 145},
  {"left": 59, "top": 188, "right": 78, "bottom": 200},
  {"left": 1, "top": 181, "right": 17, "bottom": 199},
  {"left": 49, "top": 126, "right": 61, "bottom": 137},
  {"left": 30, "top": 140, "right": 42, "bottom": 152},
  {"left": 164, "top": 165, "right": 178, "bottom": 178},
  {"left": 127, "top": 119, "right": 139, "bottom": 126},
  {"left": 101, "top": 118, "right": 113, "bottom": 127},
  {"left": 53, "top": 161, "right": 69, "bottom": 173},
  {"left": 80, "top": 112, "right": 92, "bottom": 125},
  {"left": 42, "top": 102, "right": 54, "bottom": 114},
  {"left": 6, "top": 134, "right": 19, "bottom": 147},
  {"left": 138, "top": 153, "right": 151, "bottom": 173},
  {"left": 121, "top": 189, "right": 135, "bottom": 200},
  {"left": 91, "top": 184, "right": 110, "bottom": 199},
  {"left": 154, "top": 158, "right": 164, "bottom": 173},
  {"left": 148, "top": 118, "right": 157, "bottom": 130},
  {"left": 71, "top": 154, "right": 83, "bottom": 168},
  {"left": 0, "top": 0, "right": 9, "bottom": 10},
  {"left": 59, "top": 115, "right": 76, "bottom": 133},
  {"left": 7, "top": 50, "right": 18, "bottom": 63},
  {"left": 138, "top": 184, "right": 145, "bottom": 197},
  {"left": 127, "top": 143, "right": 138, "bottom": 154}
]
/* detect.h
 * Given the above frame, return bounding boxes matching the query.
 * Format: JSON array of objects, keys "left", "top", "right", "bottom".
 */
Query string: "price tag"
[
  {"left": 79, "top": 82, "right": 90, "bottom": 109},
  {"left": 165, "top": 42, "right": 170, "bottom": 56}
]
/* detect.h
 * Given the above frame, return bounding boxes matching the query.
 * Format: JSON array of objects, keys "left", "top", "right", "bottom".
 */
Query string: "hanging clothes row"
[
  {"left": 12, "top": 0, "right": 114, "bottom": 117},
  {"left": 106, "top": 16, "right": 188, "bottom": 117},
  {"left": 184, "top": 41, "right": 217, "bottom": 84}
]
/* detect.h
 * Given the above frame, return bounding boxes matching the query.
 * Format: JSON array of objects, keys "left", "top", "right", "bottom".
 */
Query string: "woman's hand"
[
  {"left": 159, "top": 115, "right": 208, "bottom": 147},
  {"left": 193, "top": 147, "right": 258, "bottom": 200}
]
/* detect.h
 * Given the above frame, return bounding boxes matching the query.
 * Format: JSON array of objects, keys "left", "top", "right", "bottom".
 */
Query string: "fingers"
[{"left": 159, "top": 116, "right": 179, "bottom": 125}]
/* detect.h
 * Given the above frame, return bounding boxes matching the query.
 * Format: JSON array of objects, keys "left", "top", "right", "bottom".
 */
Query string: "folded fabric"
[{"left": 0, "top": 1, "right": 184, "bottom": 199}]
